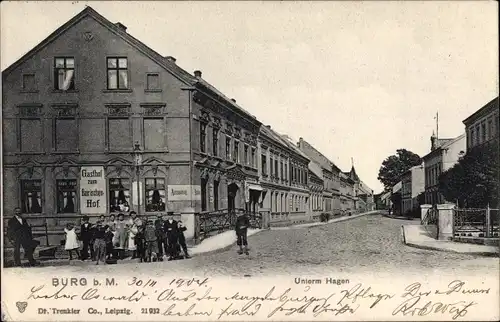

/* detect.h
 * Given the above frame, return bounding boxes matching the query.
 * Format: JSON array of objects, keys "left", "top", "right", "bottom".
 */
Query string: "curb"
[
  {"left": 383, "top": 214, "right": 417, "bottom": 221},
  {"left": 191, "top": 230, "right": 266, "bottom": 257},
  {"left": 404, "top": 242, "right": 499, "bottom": 257}
]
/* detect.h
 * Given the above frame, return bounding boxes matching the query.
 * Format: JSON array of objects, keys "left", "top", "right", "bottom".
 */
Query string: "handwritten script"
[{"left": 22, "top": 278, "right": 492, "bottom": 320}]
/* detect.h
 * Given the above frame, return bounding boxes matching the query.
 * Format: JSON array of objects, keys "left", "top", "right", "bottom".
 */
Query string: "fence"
[
  {"left": 453, "top": 207, "right": 499, "bottom": 238},
  {"left": 195, "top": 209, "right": 263, "bottom": 242}
]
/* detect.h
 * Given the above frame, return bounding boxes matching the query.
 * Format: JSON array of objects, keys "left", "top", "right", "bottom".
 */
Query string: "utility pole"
[{"left": 436, "top": 111, "right": 439, "bottom": 141}]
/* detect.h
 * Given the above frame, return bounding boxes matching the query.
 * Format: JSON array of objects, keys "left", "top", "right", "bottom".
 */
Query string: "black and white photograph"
[{"left": 1, "top": 1, "right": 499, "bottom": 321}]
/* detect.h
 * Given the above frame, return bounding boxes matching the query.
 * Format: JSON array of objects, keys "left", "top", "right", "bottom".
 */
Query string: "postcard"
[{"left": 1, "top": 1, "right": 499, "bottom": 321}]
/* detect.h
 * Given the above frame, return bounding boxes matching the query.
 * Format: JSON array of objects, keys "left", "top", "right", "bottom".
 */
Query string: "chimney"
[
  {"left": 165, "top": 56, "right": 177, "bottom": 63},
  {"left": 115, "top": 22, "right": 127, "bottom": 32},
  {"left": 231, "top": 98, "right": 236, "bottom": 103},
  {"left": 266, "top": 125, "right": 271, "bottom": 129},
  {"left": 430, "top": 132, "right": 436, "bottom": 151},
  {"left": 194, "top": 70, "right": 202, "bottom": 78}
]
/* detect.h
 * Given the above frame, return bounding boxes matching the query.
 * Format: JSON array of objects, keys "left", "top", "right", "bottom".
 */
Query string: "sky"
[{"left": 1, "top": 1, "right": 498, "bottom": 193}]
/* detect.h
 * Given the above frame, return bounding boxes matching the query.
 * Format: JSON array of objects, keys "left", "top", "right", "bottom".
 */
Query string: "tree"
[
  {"left": 439, "top": 141, "right": 499, "bottom": 208},
  {"left": 378, "top": 149, "right": 422, "bottom": 191}
]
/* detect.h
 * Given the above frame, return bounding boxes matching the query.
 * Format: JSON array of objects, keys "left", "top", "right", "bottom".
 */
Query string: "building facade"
[
  {"left": 297, "top": 138, "right": 341, "bottom": 216},
  {"left": 400, "top": 164, "right": 425, "bottom": 215},
  {"left": 308, "top": 165, "right": 324, "bottom": 220},
  {"left": 344, "top": 166, "right": 374, "bottom": 212},
  {"left": 463, "top": 97, "right": 499, "bottom": 151},
  {"left": 257, "top": 126, "right": 310, "bottom": 224},
  {"left": 423, "top": 134, "right": 466, "bottom": 205},
  {"left": 339, "top": 172, "right": 356, "bottom": 213},
  {"left": 2, "top": 7, "right": 261, "bottom": 243}
]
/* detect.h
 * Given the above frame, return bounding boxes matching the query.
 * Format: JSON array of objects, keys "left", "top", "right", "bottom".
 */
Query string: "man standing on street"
[
  {"left": 7, "top": 207, "right": 38, "bottom": 266},
  {"left": 163, "top": 212, "right": 178, "bottom": 260},
  {"left": 235, "top": 209, "right": 250, "bottom": 255},
  {"left": 154, "top": 214, "right": 165, "bottom": 261}
]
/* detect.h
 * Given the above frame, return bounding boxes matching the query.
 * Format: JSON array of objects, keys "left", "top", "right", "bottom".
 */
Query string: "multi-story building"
[
  {"left": 2, "top": 6, "right": 262, "bottom": 243},
  {"left": 258, "top": 126, "right": 310, "bottom": 225},
  {"left": 463, "top": 97, "right": 499, "bottom": 151},
  {"left": 400, "top": 164, "right": 425, "bottom": 214},
  {"left": 308, "top": 164, "right": 324, "bottom": 220},
  {"left": 297, "top": 138, "right": 341, "bottom": 216},
  {"left": 423, "top": 133, "right": 466, "bottom": 205},
  {"left": 339, "top": 172, "right": 356, "bottom": 213},
  {"left": 344, "top": 165, "right": 374, "bottom": 212}
]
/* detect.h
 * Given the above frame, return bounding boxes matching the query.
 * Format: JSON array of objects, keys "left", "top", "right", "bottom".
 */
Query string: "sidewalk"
[
  {"left": 272, "top": 210, "right": 379, "bottom": 230},
  {"left": 402, "top": 225, "right": 499, "bottom": 256}
]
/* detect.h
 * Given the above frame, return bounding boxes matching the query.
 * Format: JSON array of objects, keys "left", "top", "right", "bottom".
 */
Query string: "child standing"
[
  {"left": 177, "top": 221, "right": 190, "bottom": 259},
  {"left": 235, "top": 210, "right": 250, "bottom": 255},
  {"left": 93, "top": 221, "right": 107, "bottom": 265},
  {"left": 64, "top": 223, "right": 81, "bottom": 260},
  {"left": 104, "top": 226, "right": 114, "bottom": 260}
]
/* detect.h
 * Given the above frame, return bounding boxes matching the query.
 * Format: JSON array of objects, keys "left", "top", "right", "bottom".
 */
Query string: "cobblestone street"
[{"left": 5, "top": 214, "right": 499, "bottom": 278}]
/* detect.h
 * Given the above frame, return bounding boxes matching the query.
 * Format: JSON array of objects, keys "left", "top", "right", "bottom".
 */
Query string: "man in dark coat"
[
  {"left": 235, "top": 209, "right": 250, "bottom": 255},
  {"left": 177, "top": 220, "right": 190, "bottom": 259},
  {"left": 7, "top": 207, "right": 38, "bottom": 266},
  {"left": 80, "top": 215, "right": 93, "bottom": 260},
  {"left": 154, "top": 214, "right": 165, "bottom": 261},
  {"left": 163, "top": 212, "right": 178, "bottom": 261}
]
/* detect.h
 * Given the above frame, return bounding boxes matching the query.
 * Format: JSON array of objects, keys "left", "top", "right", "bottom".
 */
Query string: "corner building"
[{"left": 2, "top": 7, "right": 260, "bottom": 243}]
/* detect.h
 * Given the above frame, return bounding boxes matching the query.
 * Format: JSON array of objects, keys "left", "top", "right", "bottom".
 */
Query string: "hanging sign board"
[{"left": 80, "top": 166, "right": 107, "bottom": 214}]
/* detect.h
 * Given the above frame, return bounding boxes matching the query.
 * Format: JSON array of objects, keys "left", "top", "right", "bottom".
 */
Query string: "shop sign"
[
  {"left": 167, "top": 185, "right": 201, "bottom": 201},
  {"left": 80, "top": 166, "right": 106, "bottom": 214}
]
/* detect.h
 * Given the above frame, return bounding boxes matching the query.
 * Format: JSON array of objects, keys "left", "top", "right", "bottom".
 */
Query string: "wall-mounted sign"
[
  {"left": 80, "top": 166, "right": 107, "bottom": 214},
  {"left": 167, "top": 185, "right": 201, "bottom": 201}
]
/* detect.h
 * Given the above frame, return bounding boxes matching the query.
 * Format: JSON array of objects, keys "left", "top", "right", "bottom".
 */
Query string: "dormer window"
[{"left": 54, "top": 57, "right": 75, "bottom": 90}]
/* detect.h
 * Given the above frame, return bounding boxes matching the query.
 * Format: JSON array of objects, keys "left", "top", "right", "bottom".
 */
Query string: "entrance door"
[{"left": 227, "top": 183, "right": 239, "bottom": 214}]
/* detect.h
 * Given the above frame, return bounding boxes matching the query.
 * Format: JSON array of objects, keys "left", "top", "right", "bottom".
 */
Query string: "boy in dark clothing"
[
  {"left": 154, "top": 215, "right": 165, "bottom": 261},
  {"left": 143, "top": 220, "right": 158, "bottom": 262},
  {"left": 104, "top": 226, "right": 114, "bottom": 260},
  {"left": 163, "top": 213, "right": 178, "bottom": 260},
  {"left": 93, "top": 222, "right": 107, "bottom": 265},
  {"left": 235, "top": 210, "right": 250, "bottom": 255},
  {"left": 177, "top": 221, "right": 190, "bottom": 259},
  {"left": 80, "top": 216, "right": 93, "bottom": 260}
]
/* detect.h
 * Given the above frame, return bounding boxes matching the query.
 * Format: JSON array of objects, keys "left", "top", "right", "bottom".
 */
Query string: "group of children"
[{"left": 63, "top": 211, "right": 190, "bottom": 265}]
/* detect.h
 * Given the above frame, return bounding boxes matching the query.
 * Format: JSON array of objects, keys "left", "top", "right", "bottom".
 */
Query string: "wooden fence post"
[{"left": 485, "top": 204, "right": 491, "bottom": 238}]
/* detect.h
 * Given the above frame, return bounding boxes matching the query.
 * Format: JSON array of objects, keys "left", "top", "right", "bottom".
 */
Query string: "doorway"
[{"left": 227, "top": 183, "right": 239, "bottom": 214}]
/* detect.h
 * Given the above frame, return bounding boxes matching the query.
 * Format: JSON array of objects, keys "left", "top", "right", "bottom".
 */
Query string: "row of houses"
[
  {"left": 383, "top": 97, "right": 499, "bottom": 215},
  {"left": 2, "top": 6, "right": 374, "bottom": 241}
]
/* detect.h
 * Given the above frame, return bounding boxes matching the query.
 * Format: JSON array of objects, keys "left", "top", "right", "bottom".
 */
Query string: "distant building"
[
  {"left": 339, "top": 172, "right": 356, "bottom": 213},
  {"left": 463, "top": 97, "right": 499, "bottom": 151},
  {"left": 297, "top": 138, "right": 342, "bottom": 216},
  {"left": 344, "top": 166, "right": 375, "bottom": 212},
  {"left": 308, "top": 163, "right": 324, "bottom": 220},
  {"left": 423, "top": 134, "right": 466, "bottom": 205},
  {"left": 401, "top": 164, "right": 425, "bottom": 214}
]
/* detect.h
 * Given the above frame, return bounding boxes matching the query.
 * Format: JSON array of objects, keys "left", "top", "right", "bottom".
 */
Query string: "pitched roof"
[
  {"left": 2, "top": 6, "right": 257, "bottom": 122},
  {"left": 463, "top": 96, "right": 499, "bottom": 125},
  {"left": 348, "top": 166, "right": 360, "bottom": 182},
  {"left": 260, "top": 125, "right": 309, "bottom": 161}
]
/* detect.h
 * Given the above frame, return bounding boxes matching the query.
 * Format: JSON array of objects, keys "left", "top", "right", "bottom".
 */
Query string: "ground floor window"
[
  {"left": 21, "top": 180, "right": 42, "bottom": 213},
  {"left": 145, "top": 178, "right": 166, "bottom": 212},
  {"left": 214, "top": 180, "right": 219, "bottom": 210},
  {"left": 109, "top": 178, "right": 130, "bottom": 212},
  {"left": 201, "top": 178, "right": 207, "bottom": 211},
  {"left": 57, "top": 179, "right": 77, "bottom": 213}
]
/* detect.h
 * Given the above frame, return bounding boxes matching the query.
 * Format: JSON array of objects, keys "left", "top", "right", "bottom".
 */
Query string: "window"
[
  {"left": 54, "top": 57, "right": 75, "bottom": 90},
  {"left": 275, "top": 159, "right": 279, "bottom": 178},
  {"left": 55, "top": 118, "right": 78, "bottom": 151},
  {"left": 284, "top": 164, "right": 288, "bottom": 181},
  {"left": 475, "top": 125, "right": 481, "bottom": 144},
  {"left": 270, "top": 157, "right": 274, "bottom": 176},
  {"left": 109, "top": 178, "right": 130, "bottom": 212},
  {"left": 107, "top": 57, "right": 128, "bottom": 90},
  {"left": 251, "top": 148, "right": 256, "bottom": 167},
  {"left": 280, "top": 161, "right": 284, "bottom": 179},
  {"left": 244, "top": 145, "right": 249, "bottom": 165},
  {"left": 481, "top": 122, "right": 487, "bottom": 142},
  {"left": 20, "top": 119, "right": 42, "bottom": 152},
  {"left": 146, "top": 73, "right": 160, "bottom": 91},
  {"left": 225, "top": 137, "right": 231, "bottom": 160},
  {"left": 57, "top": 179, "right": 77, "bottom": 213},
  {"left": 488, "top": 118, "right": 493, "bottom": 139},
  {"left": 108, "top": 118, "right": 131, "bottom": 151},
  {"left": 214, "top": 180, "right": 219, "bottom": 210},
  {"left": 201, "top": 178, "right": 207, "bottom": 211},
  {"left": 145, "top": 178, "right": 166, "bottom": 212},
  {"left": 21, "top": 180, "right": 42, "bottom": 213},
  {"left": 144, "top": 118, "right": 165, "bottom": 150},
  {"left": 233, "top": 141, "right": 239, "bottom": 163},
  {"left": 200, "top": 122, "right": 207, "bottom": 153},
  {"left": 22, "top": 74, "right": 36, "bottom": 92},
  {"left": 213, "top": 128, "right": 219, "bottom": 156},
  {"left": 261, "top": 154, "right": 267, "bottom": 175}
]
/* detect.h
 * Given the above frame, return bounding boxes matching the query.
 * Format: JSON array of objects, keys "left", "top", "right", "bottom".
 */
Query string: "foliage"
[
  {"left": 438, "top": 140, "right": 499, "bottom": 208},
  {"left": 378, "top": 149, "right": 422, "bottom": 191}
]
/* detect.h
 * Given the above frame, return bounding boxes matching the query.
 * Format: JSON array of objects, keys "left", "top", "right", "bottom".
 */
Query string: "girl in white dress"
[{"left": 64, "top": 223, "right": 80, "bottom": 260}]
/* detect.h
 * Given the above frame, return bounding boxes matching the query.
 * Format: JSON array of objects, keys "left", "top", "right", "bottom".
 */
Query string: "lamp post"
[{"left": 132, "top": 141, "right": 143, "bottom": 216}]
